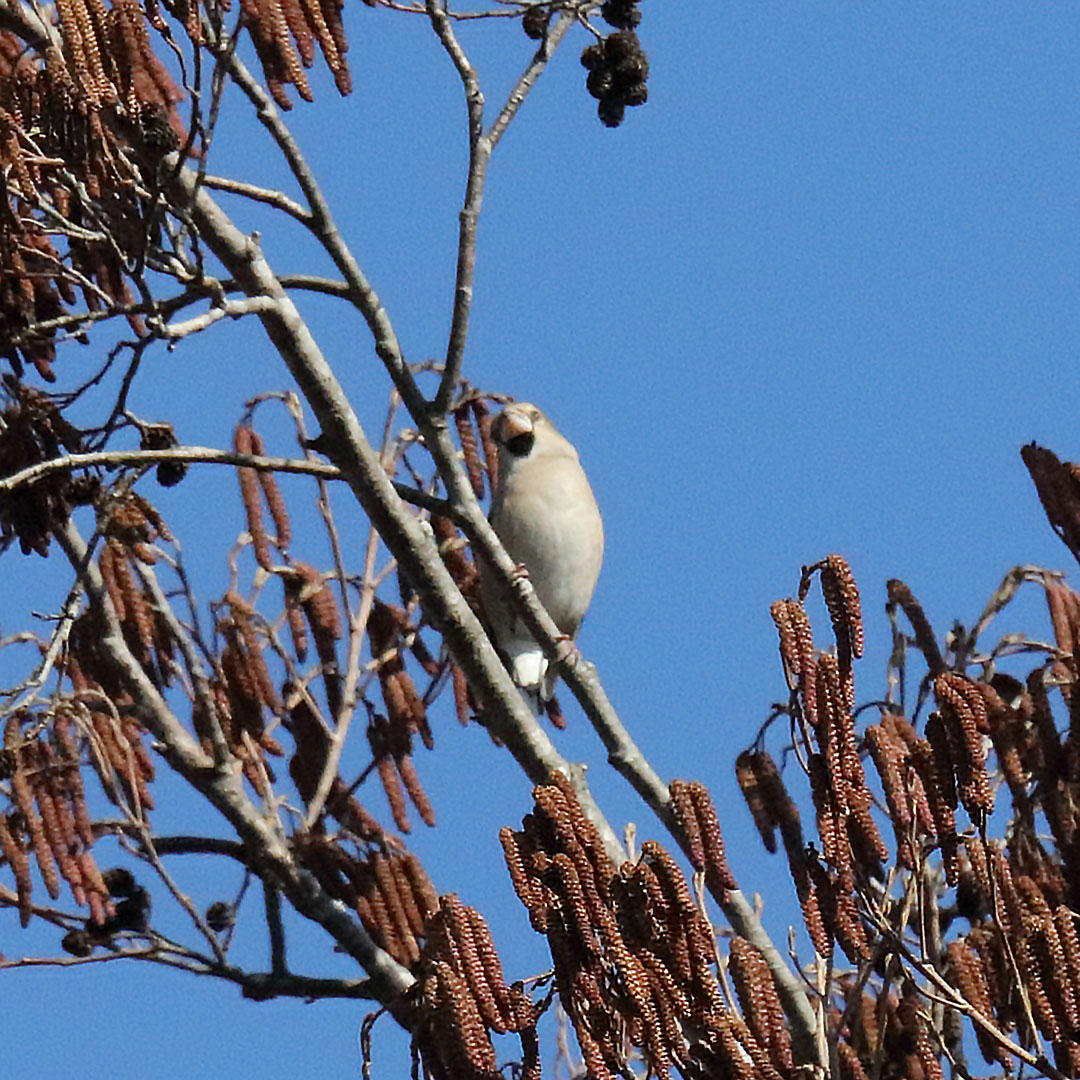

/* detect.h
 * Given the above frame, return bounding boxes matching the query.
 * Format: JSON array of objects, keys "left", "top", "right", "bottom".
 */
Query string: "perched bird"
[{"left": 481, "top": 402, "right": 604, "bottom": 711}]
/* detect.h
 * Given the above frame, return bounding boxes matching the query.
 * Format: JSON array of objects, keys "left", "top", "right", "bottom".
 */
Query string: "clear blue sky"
[{"left": 5, "top": 3, "right": 1080, "bottom": 1076}]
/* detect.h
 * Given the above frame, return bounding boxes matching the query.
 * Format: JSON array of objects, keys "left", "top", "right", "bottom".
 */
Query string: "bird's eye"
[{"left": 504, "top": 432, "right": 534, "bottom": 457}]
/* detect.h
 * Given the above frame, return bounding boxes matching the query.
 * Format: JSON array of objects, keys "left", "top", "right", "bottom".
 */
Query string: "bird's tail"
[{"left": 506, "top": 644, "right": 567, "bottom": 724}]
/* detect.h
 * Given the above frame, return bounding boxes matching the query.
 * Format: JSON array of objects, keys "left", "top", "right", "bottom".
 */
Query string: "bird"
[{"left": 480, "top": 402, "right": 604, "bottom": 714}]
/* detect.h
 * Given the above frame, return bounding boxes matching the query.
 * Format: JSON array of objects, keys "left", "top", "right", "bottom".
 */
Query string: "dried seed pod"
[
  {"left": 886, "top": 579, "right": 944, "bottom": 675},
  {"left": 1022, "top": 443, "right": 1080, "bottom": 567}
]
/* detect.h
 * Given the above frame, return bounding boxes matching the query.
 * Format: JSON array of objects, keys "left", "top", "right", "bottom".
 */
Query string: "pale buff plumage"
[{"left": 481, "top": 403, "right": 604, "bottom": 704}]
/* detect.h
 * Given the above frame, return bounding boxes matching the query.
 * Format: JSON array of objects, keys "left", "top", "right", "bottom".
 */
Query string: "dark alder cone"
[
  {"left": 521, "top": 5, "right": 550, "bottom": 40},
  {"left": 61, "top": 929, "right": 95, "bottom": 957},
  {"left": 581, "top": 30, "right": 650, "bottom": 127},
  {"left": 604, "top": 29, "right": 639, "bottom": 62},
  {"left": 586, "top": 67, "right": 613, "bottom": 100},
  {"left": 598, "top": 98, "right": 626, "bottom": 128},
  {"left": 140, "top": 422, "right": 186, "bottom": 487},
  {"left": 601, "top": 0, "right": 642, "bottom": 30},
  {"left": 206, "top": 901, "right": 235, "bottom": 932},
  {"left": 136, "top": 104, "right": 181, "bottom": 155},
  {"left": 101, "top": 866, "right": 137, "bottom": 898},
  {"left": 100, "top": 888, "right": 151, "bottom": 933},
  {"left": 580, "top": 43, "right": 606, "bottom": 71},
  {"left": 155, "top": 461, "right": 186, "bottom": 488}
]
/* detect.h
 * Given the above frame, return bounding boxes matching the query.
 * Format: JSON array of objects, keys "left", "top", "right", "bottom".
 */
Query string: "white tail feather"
[{"left": 507, "top": 642, "right": 548, "bottom": 692}]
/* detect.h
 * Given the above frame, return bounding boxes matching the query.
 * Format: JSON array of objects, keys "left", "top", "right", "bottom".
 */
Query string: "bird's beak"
[{"left": 499, "top": 408, "right": 534, "bottom": 443}]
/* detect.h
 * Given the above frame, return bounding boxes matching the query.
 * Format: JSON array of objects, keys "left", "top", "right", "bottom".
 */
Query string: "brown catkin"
[
  {"left": 947, "top": 939, "right": 1005, "bottom": 1064},
  {"left": 30, "top": 763, "right": 68, "bottom": 900},
  {"left": 98, "top": 539, "right": 126, "bottom": 622},
  {"left": 807, "top": 753, "right": 845, "bottom": 883},
  {"left": 454, "top": 404, "right": 485, "bottom": 500},
  {"left": 770, "top": 598, "right": 817, "bottom": 725},
  {"left": 824, "top": 553, "right": 864, "bottom": 658},
  {"left": 499, "top": 827, "right": 538, "bottom": 914},
  {"left": 729, "top": 936, "right": 792, "bottom": 1071},
  {"left": 837, "top": 1040, "right": 871, "bottom": 1080},
  {"left": 438, "top": 894, "right": 504, "bottom": 1032},
  {"left": 377, "top": 753, "right": 410, "bottom": 833},
  {"left": 0, "top": 812, "right": 33, "bottom": 925},
  {"left": 465, "top": 906, "right": 516, "bottom": 1030},
  {"left": 934, "top": 673, "right": 993, "bottom": 817},
  {"left": 865, "top": 723, "right": 914, "bottom": 869},
  {"left": 386, "top": 854, "right": 424, "bottom": 938},
  {"left": 668, "top": 778, "right": 705, "bottom": 871},
  {"left": 246, "top": 428, "right": 291, "bottom": 550},
  {"left": 688, "top": 780, "right": 737, "bottom": 895},
  {"left": 795, "top": 860, "right": 832, "bottom": 958},
  {"left": 432, "top": 961, "right": 498, "bottom": 1076},
  {"left": 226, "top": 593, "right": 279, "bottom": 711},
  {"left": 923, "top": 714, "right": 957, "bottom": 809},
  {"left": 472, "top": 399, "right": 499, "bottom": 495},
  {"left": 233, "top": 425, "right": 274, "bottom": 570},
  {"left": 12, "top": 756, "right": 58, "bottom": 899},
  {"left": 910, "top": 736, "right": 959, "bottom": 883},
  {"left": 735, "top": 749, "right": 777, "bottom": 853},
  {"left": 396, "top": 755, "right": 435, "bottom": 827}
]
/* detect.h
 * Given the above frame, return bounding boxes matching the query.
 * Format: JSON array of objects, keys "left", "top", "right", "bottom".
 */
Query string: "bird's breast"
[{"left": 490, "top": 470, "right": 603, "bottom": 634}]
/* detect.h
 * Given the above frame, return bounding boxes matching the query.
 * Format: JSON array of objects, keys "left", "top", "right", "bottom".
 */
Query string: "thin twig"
[{"left": 199, "top": 175, "right": 311, "bottom": 222}]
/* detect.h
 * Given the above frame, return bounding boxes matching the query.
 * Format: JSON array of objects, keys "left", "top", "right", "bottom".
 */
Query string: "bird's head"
[{"left": 491, "top": 403, "right": 576, "bottom": 464}]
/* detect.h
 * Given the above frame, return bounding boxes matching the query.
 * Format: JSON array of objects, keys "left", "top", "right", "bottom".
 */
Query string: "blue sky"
[{"left": 5, "top": 2, "right": 1080, "bottom": 1077}]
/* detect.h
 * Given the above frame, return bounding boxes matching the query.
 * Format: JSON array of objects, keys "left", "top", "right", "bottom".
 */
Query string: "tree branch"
[
  {"left": 53, "top": 520, "right": 417, "bottom": 1005},
  {"left": 0, "top": 446, "right": 450, "bottom": 516},
  {"left": 427, "top": 3, "right": 573, "bottom": 412},
  {"left": 164, "top": 163, "right": 627, "bottom": 868}
]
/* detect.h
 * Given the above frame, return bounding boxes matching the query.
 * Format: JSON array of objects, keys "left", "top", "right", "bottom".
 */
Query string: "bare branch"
[
  {"left": 199, "top": 176, "right": 312, "bottom": 223},
  {"left": 53, "top": 520, "right": 416, "bottom": 1003}
]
